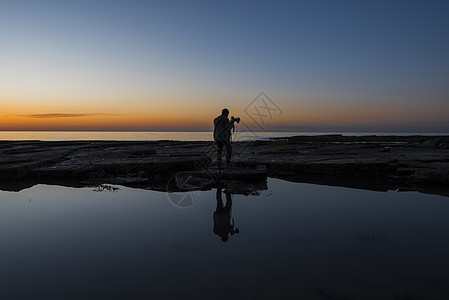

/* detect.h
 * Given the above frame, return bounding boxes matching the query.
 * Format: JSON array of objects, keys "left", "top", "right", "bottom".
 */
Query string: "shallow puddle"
[{"left": 1, "top": 179, "right": 448, "bottom": 299}]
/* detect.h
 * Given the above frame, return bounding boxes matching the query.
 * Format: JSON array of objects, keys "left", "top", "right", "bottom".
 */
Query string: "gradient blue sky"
[{"left": 1, "top": 0, "right": 448, "bottom": 132}]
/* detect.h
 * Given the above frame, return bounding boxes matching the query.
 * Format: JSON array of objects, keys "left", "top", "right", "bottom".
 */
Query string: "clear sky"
[{"left": 1, "top": 0, "right": 448, "bottom": 132}]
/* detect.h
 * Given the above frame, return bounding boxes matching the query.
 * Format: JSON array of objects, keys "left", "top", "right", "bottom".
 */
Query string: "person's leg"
[
  {"left": 224, "top": 191, "right": 232, "bottom": 211},
  {"left": 216, "top": 187, "right": 224, "bottom": 211},
  {"left": 224, "top": 141, "right": 232, "bottom": 165},
  {"left": 216, "top": 141, "right": 224, "bottom": 166}
]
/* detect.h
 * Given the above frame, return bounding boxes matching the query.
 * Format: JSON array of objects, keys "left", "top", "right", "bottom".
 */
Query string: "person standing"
[{"left": 213, "top": 108, "right": 239, "bottom": 168}]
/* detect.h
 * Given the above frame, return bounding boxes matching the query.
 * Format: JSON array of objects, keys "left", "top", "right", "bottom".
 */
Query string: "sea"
[{"left": 0, "top": 131, "right": 446, "bottom": 141}]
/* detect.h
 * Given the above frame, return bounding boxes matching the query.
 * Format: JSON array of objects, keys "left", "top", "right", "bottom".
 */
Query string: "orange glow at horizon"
[
  {"left": 0, "top": 114, "right": 216, "bottom": 131},
  {"left": 2, "top": 97, "right": 448, "bottom": 131}
]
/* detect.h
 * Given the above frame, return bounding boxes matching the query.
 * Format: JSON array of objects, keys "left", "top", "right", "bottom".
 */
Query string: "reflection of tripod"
[{"left": 213, "top": 187, "right": 239, "bottom": 242}]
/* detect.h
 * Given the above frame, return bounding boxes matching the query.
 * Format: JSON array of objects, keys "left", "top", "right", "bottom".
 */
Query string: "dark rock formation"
[{"left": 1, "top": 136, "right": 448, "bottom": 196}]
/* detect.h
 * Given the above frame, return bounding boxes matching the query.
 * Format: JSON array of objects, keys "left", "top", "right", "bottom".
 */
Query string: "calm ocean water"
[{"left": 0, "top": 131, "right": 445, "bottom": 141}]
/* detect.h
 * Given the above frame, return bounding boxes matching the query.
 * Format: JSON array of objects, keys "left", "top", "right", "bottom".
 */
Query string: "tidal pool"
[{"left": 0, "top": 179, "right": 448, "bottom": 299}]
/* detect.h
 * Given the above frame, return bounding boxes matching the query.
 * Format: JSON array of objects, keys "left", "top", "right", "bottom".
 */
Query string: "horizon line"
[{"left": 1, "top": 129, "right": 448, "bottom": 134}]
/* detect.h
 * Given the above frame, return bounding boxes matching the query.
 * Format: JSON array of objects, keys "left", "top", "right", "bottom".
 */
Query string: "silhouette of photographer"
[
  {"left": 213, "top": 108, "right": 240, "bottom": 168},
  {"left": 213, "top": 186, "right": 239, "bottom": 242}
]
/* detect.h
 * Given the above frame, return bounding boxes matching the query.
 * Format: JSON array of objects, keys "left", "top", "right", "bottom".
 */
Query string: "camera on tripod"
[{"left": 231, "top": 116, "right": 240, "bottom": 123}]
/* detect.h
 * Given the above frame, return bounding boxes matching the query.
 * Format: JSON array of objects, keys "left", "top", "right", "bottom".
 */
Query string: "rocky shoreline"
[{"left": 1, "top": 135, "right": 449, "bottom": 196}]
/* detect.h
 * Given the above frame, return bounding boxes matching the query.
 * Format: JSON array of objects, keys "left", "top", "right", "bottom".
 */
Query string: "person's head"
[{"left": 221, "top": 108, "right": 229, "bottom": 116}]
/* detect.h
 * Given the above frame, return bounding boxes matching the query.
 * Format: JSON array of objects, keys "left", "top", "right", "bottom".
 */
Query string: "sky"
[{"left": 1, "top": 0, "right": 448, "bottom": 132}]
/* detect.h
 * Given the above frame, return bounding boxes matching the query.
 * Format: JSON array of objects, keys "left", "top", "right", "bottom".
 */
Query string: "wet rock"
[
  {"left": 103, "top": 177, "right": 150, "bottom": 185},
  {"left": 173, "top": 173, "right": 215, "bottom": 190},
  {"left": 1, "top": 136, "right": 449, "bottom": 196},
  {"left": 91, "top": 184, "right": 120, "bottom": 192},
  {"left": 421, "top": 138, "right": 449, "bottom": 149},
  {"left": 411, "top": 168, "right": 449, "bottom": 185},
  {"left": 219, "top": 180, "right": 259, "bottom": 195}
]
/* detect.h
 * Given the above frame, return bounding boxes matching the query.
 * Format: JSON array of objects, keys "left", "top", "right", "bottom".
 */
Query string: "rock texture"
[{"left": 1, "top": 135, "right": 448, "bottom": 196}]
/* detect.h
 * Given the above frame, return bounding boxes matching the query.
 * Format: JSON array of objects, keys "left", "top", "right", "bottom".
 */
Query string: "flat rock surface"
[{"left": 0, "top": 135, "right": 448, "bottom": 196}]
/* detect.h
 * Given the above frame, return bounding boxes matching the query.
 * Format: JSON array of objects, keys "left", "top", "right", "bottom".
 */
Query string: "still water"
[{"left": 0, "top": 179, "right": 448, "bottom": 299}]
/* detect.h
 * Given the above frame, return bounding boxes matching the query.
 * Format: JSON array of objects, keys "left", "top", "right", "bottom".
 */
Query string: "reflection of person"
[
  {"left": 213, "top": 186, "right": 239, "bottom": 242},
  {"left": 213, "top": 108, "right": 239, "bottom": 168}
]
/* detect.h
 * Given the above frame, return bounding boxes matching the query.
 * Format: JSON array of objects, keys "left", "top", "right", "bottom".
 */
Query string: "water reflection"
[
  {"left": 1, "top": 180, "right": 449, "bottom": 299},
  {"left": 213, "top": 186, "right": 239, "bottom": 242}
]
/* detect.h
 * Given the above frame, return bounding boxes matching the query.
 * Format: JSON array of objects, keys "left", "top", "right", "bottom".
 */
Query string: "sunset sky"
[{"left": 1, "top": 0, "right": 448, "bottom": 132}]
